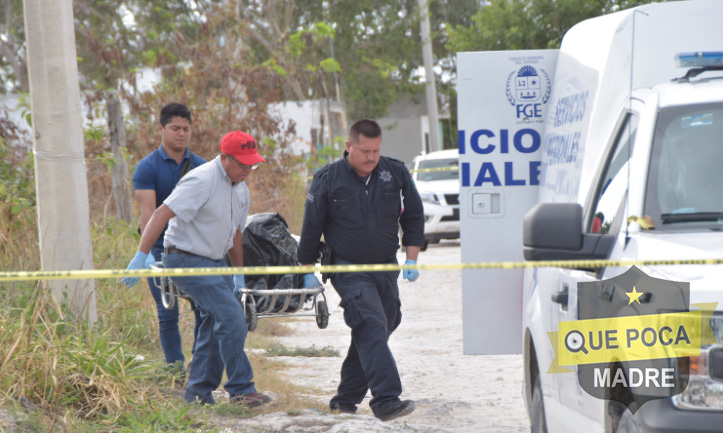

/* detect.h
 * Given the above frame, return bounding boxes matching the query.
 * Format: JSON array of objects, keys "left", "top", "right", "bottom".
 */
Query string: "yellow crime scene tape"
[{"left": 2, "top": 257, "right": 723, "bottom": 282}]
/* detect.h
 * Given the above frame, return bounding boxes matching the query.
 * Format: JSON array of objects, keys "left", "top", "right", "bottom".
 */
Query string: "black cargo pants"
[{"left": 329, "top": 258, "right": 403, "bottom": 414}]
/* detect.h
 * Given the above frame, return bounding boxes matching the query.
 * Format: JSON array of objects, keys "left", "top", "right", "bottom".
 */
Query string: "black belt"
[{"left": 164, "top": 247, "right": 191, "bottom": 255}]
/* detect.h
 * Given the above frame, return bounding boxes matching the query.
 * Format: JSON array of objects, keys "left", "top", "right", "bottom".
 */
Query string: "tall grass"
[
  {"left": 0, "top": 177, "right": 195, "bottom": 429},
  {"left": 0, "top": 139, "right": 326, "bottom": 431}
]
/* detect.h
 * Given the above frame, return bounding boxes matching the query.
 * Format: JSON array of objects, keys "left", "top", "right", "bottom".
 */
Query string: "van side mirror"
[{"left": 523, "top": 203, "right": 615, "bottom": 262}]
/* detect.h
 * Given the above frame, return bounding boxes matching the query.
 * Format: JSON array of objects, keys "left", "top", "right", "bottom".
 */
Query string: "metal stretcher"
[{"left": 151, "top": 263, "right": 329, "bottom": 332}]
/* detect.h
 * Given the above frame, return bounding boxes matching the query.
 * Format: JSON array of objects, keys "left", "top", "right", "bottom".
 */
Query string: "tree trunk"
[
  {"left": 106, "top": 94, "right": 133, "bottom": 222},
  {"left": 24, "top": 0, "right": 96, "bottom": 323}
]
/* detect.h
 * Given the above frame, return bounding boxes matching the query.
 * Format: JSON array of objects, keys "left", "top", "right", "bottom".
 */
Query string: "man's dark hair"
[
  {"left": 160, "top": 103, "right": 192, "bottom": 127},
  {"left": 349, "top": 118, "right": 382, "bottom": 143}
]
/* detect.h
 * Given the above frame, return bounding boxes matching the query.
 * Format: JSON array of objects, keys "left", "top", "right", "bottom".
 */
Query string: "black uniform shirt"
[{"left": 297, "top": 152, "right": 425, "bottom": 265}]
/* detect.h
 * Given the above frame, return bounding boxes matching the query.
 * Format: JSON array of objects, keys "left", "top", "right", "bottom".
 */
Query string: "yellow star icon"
[{"left": 626, "top": 286, "right": 644, "bottom": 305}]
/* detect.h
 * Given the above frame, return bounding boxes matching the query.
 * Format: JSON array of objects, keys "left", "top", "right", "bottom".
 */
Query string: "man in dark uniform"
[{"left": 297, "top": 118, "right": 425, "bottom": 422}]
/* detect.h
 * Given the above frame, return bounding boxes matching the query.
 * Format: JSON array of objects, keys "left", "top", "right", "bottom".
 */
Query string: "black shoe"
[
  {"left": 330, "top": 403, "right": 357, "bottom": 414},
  {"left": 374, "top": 400, "right": 415, "bottom": 422}
]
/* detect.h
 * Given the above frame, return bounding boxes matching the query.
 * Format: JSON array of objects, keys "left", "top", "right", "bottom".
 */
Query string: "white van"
[
  {"left": 410, "top": 149, "right": 460, "bottom": 250},
  {"left": 520, "top": 2, "right": 723, "bottom": 432}
]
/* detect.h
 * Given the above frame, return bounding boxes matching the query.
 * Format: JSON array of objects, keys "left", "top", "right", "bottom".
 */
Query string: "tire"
[
  {"left": 614, "top": 405, "right": 642, "bottom": 433},
  {"left": 245, "top": 299, "right": 258, "bottom": 332},
  {"left": 316, "top": 300, "right": 329, "bottom": 329},
  {"left": 420, "top": 240, "right": 429, "bottom": 252},
  {"left": 530, "top": 375, "right": 548, "bottom": 433}
]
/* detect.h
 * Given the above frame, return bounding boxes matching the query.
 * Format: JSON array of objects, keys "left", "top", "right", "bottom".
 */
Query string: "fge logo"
[{"left": 505, "top": 65, "right": 551, "bottom": 121}]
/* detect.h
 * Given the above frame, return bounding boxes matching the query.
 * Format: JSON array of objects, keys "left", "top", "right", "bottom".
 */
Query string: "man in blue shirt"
[
  {"left": 297, "top": 119, "right": 425, "bottom": 422},
  {"left": 133, "top": 103, "right": 206, "bottom": 368}
]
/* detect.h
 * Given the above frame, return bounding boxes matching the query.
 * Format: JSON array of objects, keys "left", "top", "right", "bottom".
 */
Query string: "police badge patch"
[{"left": 379, "top": 170, "right": 392, "bottom": 182}]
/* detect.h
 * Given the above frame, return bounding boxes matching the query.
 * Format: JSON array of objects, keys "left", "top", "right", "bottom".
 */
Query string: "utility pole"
[
  {"left": 23, "top": 0, "right": 97, "bottom": 323},
  {"left": 418, "top": 0, "right": 441, "bottom": 153}
]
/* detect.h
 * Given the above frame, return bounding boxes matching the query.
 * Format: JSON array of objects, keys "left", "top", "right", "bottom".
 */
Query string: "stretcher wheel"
[
  {"left": 245, "top": 299, "right": 258, "bottom": 332},
  {"left": 160, "top": 278, "right": 176, "bottom": 310},
  {"left": 316, "top": 300, "right": 329, "bottom": 329}
]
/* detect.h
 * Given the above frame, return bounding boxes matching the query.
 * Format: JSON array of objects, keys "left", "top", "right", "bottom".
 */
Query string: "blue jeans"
[
  {"left": 148, "top": 245, "right": 201, "bottom": 365},
  {"left": 328, "top": 258, "right": 403, "bottom": 414},
  {"left": 162, "top": 251, "right": 256, "bottom": 404}
]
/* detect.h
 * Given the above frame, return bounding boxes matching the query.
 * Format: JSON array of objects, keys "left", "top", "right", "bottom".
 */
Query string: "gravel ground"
[{"left": 212, "top": 241, "right": 531, "bottom": 432}]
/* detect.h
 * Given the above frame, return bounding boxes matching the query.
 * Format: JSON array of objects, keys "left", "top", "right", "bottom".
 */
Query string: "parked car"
[{"left": 410, "top": 149, "right": 460, "bottom": 251}]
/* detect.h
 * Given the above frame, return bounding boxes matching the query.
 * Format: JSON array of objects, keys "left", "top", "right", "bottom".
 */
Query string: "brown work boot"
[{"left": 230, "top": 392, "right": 272, "bottom": 408}]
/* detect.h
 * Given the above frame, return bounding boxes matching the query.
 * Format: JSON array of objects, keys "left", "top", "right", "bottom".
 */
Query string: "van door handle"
[
  {"left": 551, "top": 292, "right": 568, "bottom": 306},
  {"left": 552, "top": 284, "right": 569, "bottom": 309}
]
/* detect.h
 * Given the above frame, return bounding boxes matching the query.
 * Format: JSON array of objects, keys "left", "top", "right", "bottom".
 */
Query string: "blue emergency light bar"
[{"left": 675, "top": 52, "right": 723, "bottom": 68}]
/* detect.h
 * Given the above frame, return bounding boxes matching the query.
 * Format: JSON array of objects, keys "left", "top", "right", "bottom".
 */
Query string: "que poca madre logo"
[{"left": 548, "top": 266, "right": 717, "bottom": 413}]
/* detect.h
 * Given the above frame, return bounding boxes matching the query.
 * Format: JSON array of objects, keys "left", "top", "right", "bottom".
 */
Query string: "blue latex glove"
[
  {"left": 121, "top": 251, "right": 156, "bottom": 288},
  {"left": 232, "top": 274, "right": 246, "bottom": 301},
  {"left": 403, "top": 259, "right": 420, "bottom": 282},
  {"left": 303, "top": 274, "right": 322, "bottom": 288}
]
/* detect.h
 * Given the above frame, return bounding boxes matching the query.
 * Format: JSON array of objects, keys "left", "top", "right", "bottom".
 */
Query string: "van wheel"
[
  {"left": 531, "top": 375, "right": 548, "bottom": 433},
  {"left": 421, "top": 240, "right": 429, "bottom": 251},
  {"left": 614, "top": 406, "right": 641, "bottom": 433}
]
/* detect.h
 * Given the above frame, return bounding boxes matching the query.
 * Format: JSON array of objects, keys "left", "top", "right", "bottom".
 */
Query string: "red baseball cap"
[{"left": 220, "top": 131, "right": 266, "bottom": 165}]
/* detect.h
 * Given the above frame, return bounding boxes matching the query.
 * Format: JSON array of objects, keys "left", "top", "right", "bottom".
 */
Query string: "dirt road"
[{"left": 219, "top": 241, "right": 531, "bottom": 432}]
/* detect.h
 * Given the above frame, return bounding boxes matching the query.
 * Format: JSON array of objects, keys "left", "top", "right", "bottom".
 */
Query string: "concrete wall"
[
  {"left": 378, "top": 98, "right": 426, "bottom": 166},
  {"left": 377, "top": 96, "right": 451, "bottom": 166}
]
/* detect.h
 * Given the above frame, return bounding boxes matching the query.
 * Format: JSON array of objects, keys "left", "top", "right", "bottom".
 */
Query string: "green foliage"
[
  {"left": 260, "top": 136, "right": 279, "bottom": 151},
  {"left": 114, "top": 401, "right": 198, "bottom": 432},
  {"left": 90, "top": 218, "right": 159, "bottom": 352},
  {"left": 0, "top": 0, "right": 29, "bottom": 93},
  {"left": 17, "top": 94, "right": 32, "bottom": 127},
  {"left": 319, "top": 58, "right": 341, "bottom": 73},
  {"left": 0, "top": 153, "right": 34, "bottom": 205},
  {"left": 287, "top": 32, "right": 307, "bottom": 59},
  {"left": 310, "top": 21, "right": 335, "bottom": 39},
  {"left": 0, "top": 138, "right": 36, "bottom": 262},
  {"left": 318, "top": 141, "right": 342, "bottom": 164},
  {"left": 447, "top": 0, "right": 666, "bottom": 52},
  {"left": 96, "top": 152, "right": 119, "bottom": 174},
  {"left": 209, "top": 402, "right": 252, "bottom": 418},
  {"left": 85, "top": 125, "right": 107, "bottom": 142},
  {"left": 263, "top": 59, "right": 287, "bottom": 77}
]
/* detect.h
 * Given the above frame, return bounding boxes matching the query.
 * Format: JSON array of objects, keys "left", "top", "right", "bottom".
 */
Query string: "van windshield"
[
  {"left": 645, "top": 102, "right": 723, "bottom": 229},
  {"left": 418, "top": 158, "right": 459, "bottom": 181}
]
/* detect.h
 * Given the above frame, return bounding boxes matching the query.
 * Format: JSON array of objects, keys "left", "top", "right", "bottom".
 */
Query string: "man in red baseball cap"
[
  {"left": 123, "top": 130, "right": 271, "bottom": 407},
  {"left": 221, "top": 130, "right": 266, "bottom": 164}
]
